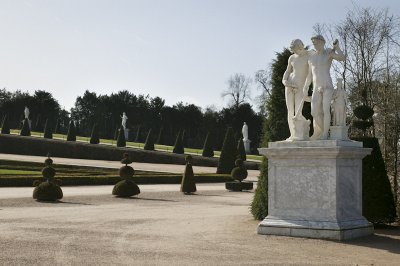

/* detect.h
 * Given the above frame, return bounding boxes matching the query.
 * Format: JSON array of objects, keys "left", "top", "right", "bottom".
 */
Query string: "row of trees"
[{"left": 0, "top": 89, "right": 263, "bottom": 153}]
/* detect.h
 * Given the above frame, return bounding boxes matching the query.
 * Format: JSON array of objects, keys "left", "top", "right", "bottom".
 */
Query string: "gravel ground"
[{"left": 0, "top": 187, "right": 399, "bottom": 266}]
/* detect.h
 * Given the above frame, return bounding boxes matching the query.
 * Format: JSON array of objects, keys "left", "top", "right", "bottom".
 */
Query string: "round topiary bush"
[
  {"left": 181, "top": 155, "right": 196, "bottom": 194},
  {"left": 226, "top": 158, "right": 252, "bottom": 192},
  {"left": 33, "top": 156, "right": 63, "bottom": 201},
  {"left": 112, "top": 153, "right": 140, "bottom": 197},
  {"left": 112, "top": 180, "right": 140, "bottom": 197},
  {"left": 353, "top": 105, "right": 374, "bottom": 121}
]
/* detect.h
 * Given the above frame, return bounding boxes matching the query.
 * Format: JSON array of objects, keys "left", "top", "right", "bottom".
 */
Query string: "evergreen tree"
[
  {"left": 66, "top": 120, "right": 76, "bottom": 141},
  {"left": 216, "top": 127, "right": 237, "bottom": 174},
  {"left": 90, "top": 124, "right": 100, "bottom": 144},
  {"left": 251, "top": 48, "right": 291, "bottom": 220},
  {"left": 20, "top": 118, "right": 31, "bottom": 136},
  {"left": 1, "top": 115, "right": 10, "bottom": 134},
  {"left": 114, "top": 127, "right": 119, "bottom": 140},
  {"left": 43, "top": 118, "right": 53, "bottom": 139},
  {"left": 156, "top": 126, "right": 164, "bottom": 144},
  {"left": 182, "top": 129, "right": 188, "bottom": 147},
  {"left": 173, "top": 130, "right": 184, "bottom": 154},
  {"left": 135, "top": 125, "right": 142, "bottom": 142},
  {"left": 237, "top": 137, "right": 247, "bottom": 161},
  {"left": 352, "top": 137, "right": 397, "bottom": 223},
  {"left": 144, "top": 128, "right": 155, "bottom": 150},
  {"left": 117, "top": 126, "right": 126, "bottom": 147},
  {"left": 202, "top": 131, "right": 214, "bottom": 157},
  {"left": 75, "top": 120, "right": 80, "bottom": 136}
]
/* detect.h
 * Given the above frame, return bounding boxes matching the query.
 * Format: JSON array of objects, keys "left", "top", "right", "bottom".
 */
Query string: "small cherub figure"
[{"left": 332, "top": 78, "right": 347, "bottom": 126}]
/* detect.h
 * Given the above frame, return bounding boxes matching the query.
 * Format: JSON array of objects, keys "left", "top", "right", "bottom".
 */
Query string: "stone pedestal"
[
  {"left": 257, "top": 140, "right": 373, "bottom": 240},
  {"left": 124, "top": 128, "right": 130, "bottom": 139},
  {"left": 330, "top": 126, "right": 349, "bottom": 140},
  {"left": 243, "top": 139, "right": 251, "bottom": 154}
]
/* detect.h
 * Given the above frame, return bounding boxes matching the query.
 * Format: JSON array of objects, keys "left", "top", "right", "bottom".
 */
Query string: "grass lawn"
[
  {"left": 0, "top": 159, "right": 232, "bottom": 186},
  {"left": 8, "top": 129, "right": 263, "bottom": 161}
]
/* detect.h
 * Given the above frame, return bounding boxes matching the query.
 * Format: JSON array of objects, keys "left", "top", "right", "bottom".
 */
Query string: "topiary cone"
[
  {"left": 90, "top": 124, "right": 100, "bottom": 144},
  {"left": 20, "top": 118, "right": 31, "bottom": 136},
  {"left": 181, "top": 155, "right": 196, "bottom": 194},
  {"left": 43, "top": 118, "right": 53, "bottom": 139},
  {"left": 66, "top": 120, "right": 76, "bottom": 141},
  {"left": 237, "top": 137, "right": 247, "bottom": 161},
  {"left": 116, "top": 126, "right": 126, "bottom": 147},
  {"left": 217, "top": 127, "right": 237, "bottom": 174},
  {"left": 202, "top": 131, "right": 214, "bottom": 157},
  {"left": 144, "top": 128, "right": 155, "bottom": 150},
  {"left": 1, "top": 114, "right": 10, "bottom": 134},
  {"left": 173, "top": 130, "right": 184, "bottom": 154}
]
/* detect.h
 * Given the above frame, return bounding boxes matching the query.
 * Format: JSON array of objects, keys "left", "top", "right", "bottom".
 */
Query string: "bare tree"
[
  {"left": 254, "top": 69, "right": 271, "bottom": 115},
  {"left": 221, "top": 73, "right": 252, "bottom": 109}
]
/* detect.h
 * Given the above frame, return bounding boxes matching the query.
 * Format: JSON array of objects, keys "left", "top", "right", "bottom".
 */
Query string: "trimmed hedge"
[{"left": 0, "top": 134, "right": 260, "bottom": 169}]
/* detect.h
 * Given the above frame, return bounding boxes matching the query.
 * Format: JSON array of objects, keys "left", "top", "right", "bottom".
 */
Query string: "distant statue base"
[
  {"left": 124, "top": 128, "right": 130, "bottom": 140},
  {"left": 329, "top": 126, "right": 349, "bottom": 140},
  {"left": 258, "top": 140, "right": 373, "bottom": 240},
  {"left": 243, "top": 139, "right": 251, "bottom": 154}
]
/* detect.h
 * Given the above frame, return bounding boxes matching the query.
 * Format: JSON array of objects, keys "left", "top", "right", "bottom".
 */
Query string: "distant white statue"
[
  {"left": 242, "top": 122, "right": 249, "bottom": 141},
  {"left": 282, "top": 39, "right": 310, "bottom": 140},
  {"left": 24, "top": 106, "right": 29, "bottom": 119},
  {"left": 303, "top": 35, "right": 345, "bottom": 140},
  {"left": 121, "top": 112, "right": 128, "bottom": 129},
  {"left": 332, "top": 78, "right": 347, "bottom": 126}
]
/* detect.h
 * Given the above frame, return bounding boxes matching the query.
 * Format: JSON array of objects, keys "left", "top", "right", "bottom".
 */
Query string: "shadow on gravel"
[
  {"left": 115, "top": 197, "right": 177, "bottom": 202},
  {"left": 36, "top": 200, "right": 93, "bottom": 206},
  {"left": 345, "top": 225, "right": 400, "bottom": 254}
]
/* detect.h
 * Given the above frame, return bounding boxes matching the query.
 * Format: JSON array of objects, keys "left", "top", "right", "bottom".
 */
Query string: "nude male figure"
[
  {"left": 282, "top": 39, "right": 309, "bottom": 140},
  {"left": 303, "top": 35, "right": 345, "bottom": 140}
]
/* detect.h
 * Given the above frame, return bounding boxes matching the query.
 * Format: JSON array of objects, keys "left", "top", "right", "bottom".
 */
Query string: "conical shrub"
[
  {"left": 181, "top": 155, "right": 196, "bottom": 194},
  {"left": 237, "top": 137, "right": 247, "bottom": 161},
  {"left": 144, "top": 128, "right": 155, "bottom": 150},
  {"left": 216, "top": 127, "right": 237, "bottom": 174},
  {"left": 202, "top": 131, "right": 214, "bottom": 157},
  {"left": 251, "top": 158, "right": 268, "bottom": 220},
  {"left": 43, "top": 119, "right": 53, "bottom": 139},
  {"left": 173, "top": 130, "right": 184, "bottom": 154},
  {"left": 54, "top": 118, "right": 62, "bottom": 134},
  {"left": 353, "top": 137, "right": 396, "bottom": 224},
  {"left": 117, "top": 126, "right": 126, "bottom": 147},
  {"left": 182, "top": 130, "right": 188, "bottom": 147},
  {"left": 156, "top": 126, "right": 164, "bottom": 144},
  {"left": 1, "top": 115, "right": 10, "bottom": 134},
  {"left": 114, "top": 127, "right": 119, "bottom": 140},
  {"left": 75, "top": 121, "right": 80, "bottom": 136},
  {"left": 90, "top": 124, "right": 100, "bottom": 144},
  {"left": 20, "top": 118, "right": 31, "bottom": 136},
  {"left": 66, "top": 120, "right": 76, "bottom": 141},
  {"left": 135, "top": 125, "right": 142, "bottom": 142},
  {"left": 35, "top": 114, "right": 43, "bottom": 132}
]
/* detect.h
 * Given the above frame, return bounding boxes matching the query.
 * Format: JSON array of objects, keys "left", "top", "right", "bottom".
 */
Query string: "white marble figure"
[
  {"left": 24, "top": 106, "right": 29, "bottom": 119},
  {"left": 121, "top": 112, "right": 128, "bottom": 129},
  {"left": 332, "top": 78, "right": 347, "bottom": 126},
  {"left": 282, "top": 39, "right": 310, "bottom": 140},
  {"left": 242, "top": 122, "right": 249, "bottom": 141},
  {"left": 303, "top": 35, "right": 345, "bottom": 140}
]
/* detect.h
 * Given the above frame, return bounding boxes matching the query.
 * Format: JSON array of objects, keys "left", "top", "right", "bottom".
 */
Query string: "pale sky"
[{"left": 0, "top": 0, "right": 399, "bottom": 111}]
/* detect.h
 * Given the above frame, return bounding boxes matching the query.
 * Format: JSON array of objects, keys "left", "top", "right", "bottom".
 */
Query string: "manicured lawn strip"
[
  {"left": 8, "top": 129, "right": 263, "bottom": 161},
  {"left": 0, "top": 169, "right": 41, "bottom": 175}
]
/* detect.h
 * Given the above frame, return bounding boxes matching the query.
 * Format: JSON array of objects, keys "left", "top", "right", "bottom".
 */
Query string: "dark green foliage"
[
  {"left": 43, "top": 119, "right": 53, "bottom": 139},
  {"left": 216, "top": 127, "right": 237, "bottom": 174},
  {"left": 135, "top": 125, "right": 142, "bottom": 142},
  {"left": 54, "top": 119, "right": 62, "bottom": 134},
  {"left": 182, "top": 130, "right": 188, "bottom": 147},
  {"left": 33, "top": 182, "right": 63, "bottom": 201},
  {"left": 352, "top": 120, "right": 374, "bottom": 131},
  {"left": 33, "top": 156, "right": 63, "bottom": 201},
  {"left": 263, "top": 49, "right": 292, "bottom": 142},
  {"left": 251, "top": 158, "right": 268, "bottom": 220},
  {"left": 202, "top": 131, "right": 214, "bottom": 157},
  {"left": 75, "top": 121, "right": 80, "bottom": 136},
  {"left": 35, "top": 114, "right": 43, "bottom": 132},
  {"left": 353, "top": 137, "right": 396, "bottom": 224},
  {"left": 156, "top": 126, "right": 164, "bottom": 144},
  {"left": 1, "top": 115, "right": 10, "bottom": 134},
  {"left": 144, "top": 128, "right": 155, "bottom": 150},
  {"left": 113, "top": 153, "right": 140, "bottom": 197},
  {"left": 114, "top": 127, "right": 119, "bottom": 140},
  {"left": 231, "top": 159, "right": 248, "bottom": 182},
  {"left": 116, "top": 126, "right": 126, "bottom": 147},
  {"left": 20, "top": 118, "right": 31, "bottom": 136},
  {"left": 237, "top": 138, "right": 247, "bottom": 161},
  {"left": 90, "top": 124, "right": 100, "bottom": 144},
  {"left": 66, "top": 120, "right": 76, "bottom": 141},
  {"left": 112, "top": 180, "right": 140, "bottom": 197},
  {"left": 354, "top": 105, "right": 374, "bottom": 121},
  {"left": 181, "top": 155, "right": 196, "bottom": 194},
  {"left": 173, "top": 130, "right": 184, "bottom": 154}
]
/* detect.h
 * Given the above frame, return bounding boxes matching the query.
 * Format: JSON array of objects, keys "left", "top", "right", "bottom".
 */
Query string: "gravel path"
[{"left": 0, "top": 187, "right": 399, "bottom": 265}]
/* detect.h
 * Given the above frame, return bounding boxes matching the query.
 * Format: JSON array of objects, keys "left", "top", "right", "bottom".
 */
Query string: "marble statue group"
[{"left": 282, "top": 35, "right": 346, "bottom": 141}]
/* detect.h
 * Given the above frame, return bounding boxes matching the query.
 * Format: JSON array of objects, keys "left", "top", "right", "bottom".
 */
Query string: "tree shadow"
[{"left": 344, "top": 226, "right": 400, "bottom": 254}]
